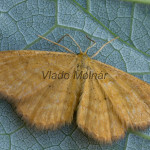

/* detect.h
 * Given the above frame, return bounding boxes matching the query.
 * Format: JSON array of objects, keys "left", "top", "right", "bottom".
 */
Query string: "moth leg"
[
  {"left": 85, "top": 35, "right": 96, "bottom": 44},
  {"left": 91, "top": 37, "right": 119, "bottom": 58},
  {"left": 57, "top": 34, "right": 82, "bottom": 53},
  {"left": 84, "top": 35, "right": 96, "bottom": 54},
  {"left": 38, "top": 35, "right": 75, "bottom": 54}
]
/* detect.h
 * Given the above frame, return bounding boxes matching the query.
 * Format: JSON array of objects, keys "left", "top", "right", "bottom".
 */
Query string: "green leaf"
[
  {"left": 123, "top": 0, "right": 150, "bottom": 4},
  {"left": 0, "top": 0, "right": 150, "bottom": 149}
]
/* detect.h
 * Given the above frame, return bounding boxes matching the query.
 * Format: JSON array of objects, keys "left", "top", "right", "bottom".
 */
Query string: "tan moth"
[{"left": 0, "top": 34, "right": 150, "bottom": 143}]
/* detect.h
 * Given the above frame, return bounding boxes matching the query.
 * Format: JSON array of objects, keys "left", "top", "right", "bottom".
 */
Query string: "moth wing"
[
  {"left": 77, "top": 78, "right": 125, "bottom": 143},
  {"left": 77, "top": 59, "right": 150, "bottom": 142},
  {"left": 93, "top": 60, "right": 150, "bottom": 128},
  {"left": 0, "top": 50, "right": 78, "bottom": 129}
]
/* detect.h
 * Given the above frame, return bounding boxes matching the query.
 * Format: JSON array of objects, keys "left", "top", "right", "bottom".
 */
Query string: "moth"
[{"left": 0, "top": 34, "right": 150, "bottom": 143}]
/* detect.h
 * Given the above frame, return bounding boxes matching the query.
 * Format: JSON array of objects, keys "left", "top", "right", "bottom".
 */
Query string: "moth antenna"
[
  {"left": 57, "top": 34, "right": 82, "bottom": 53},
  {"left": 38, "top": 35, "right": 76, "bottom": 54},
  {"left": 84, "top": 35, "right": 96, "bottom": 54},
  {"left": 91, "top": 37, "right": 119, "bottom": 58}
]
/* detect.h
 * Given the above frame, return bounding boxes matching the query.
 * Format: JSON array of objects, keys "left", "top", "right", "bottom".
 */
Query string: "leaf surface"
[{"left": 0, "top": 0, "right": 150, "bottom": 149}]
